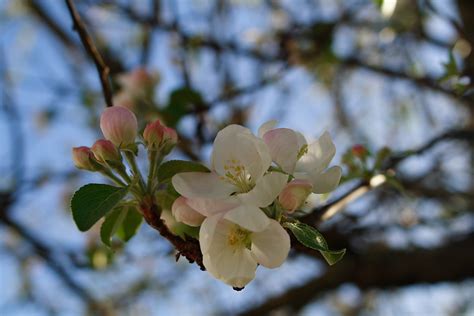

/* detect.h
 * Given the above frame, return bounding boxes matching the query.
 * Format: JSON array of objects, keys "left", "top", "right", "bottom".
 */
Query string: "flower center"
[
  {"left": 221, "top": 159, "right": 254, "bottom": 193},
  {"left": 227, "top": 225, "right": 252, "bottom": 249}
]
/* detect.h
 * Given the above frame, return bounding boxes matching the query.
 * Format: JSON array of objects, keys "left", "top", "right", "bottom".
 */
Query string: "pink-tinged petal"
[
  {"left": 100, "top": 106, "right": 138, "bottom": 146},
  {"left": 171, "top": 197, "right": 205, "bottom": 227},
  {"left": 203, "top": 248, "right": 257, "bottom": 288},
  {"left": 257, "top": 120, "right": 278, "bottom": 138},
  {"left": 278, "top": 179, "right": 313, "bottom": 213},
  {"left": 296, "top": 131, "right": 336, "bottom": 174},
  {"left": 309, "top": 166, "right": 342, "bottom": 194},
  {"left": 211, "top": 125, "right": 271, "bottom": 182},
  {"left": 199, "top": 215, "right": 227, "bottom": 253},
  {"left": 251, "top": 219, "right": 290, "bottom": 268},
  {"left": 172, "top": 172, "right": 235, "bottom": 199},
  {"left": 239, "top": 172, "right": 288, "bottom": 207},
  {"left": 223, "top": 204, "right": 270, "bottom": 232},
  {"left": 185, "top": 197, "right": 239, "bottom": 217},
  {"left": 263, "top": 128, "right": 299, "bottom": 173}
]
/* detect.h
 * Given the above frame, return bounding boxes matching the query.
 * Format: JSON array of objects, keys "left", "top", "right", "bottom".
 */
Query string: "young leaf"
[
  {"left": 284, "top": 221, "right": 346, "bottom": 265},
  {"left": 100, "top": 206, "right": 142, "bottom": 247},
  {"left": 116, "top": 209, "right": 142, "bottom": 242},
  {"left": 157, "top": 160, "right": 210, "bottom": 182},
  {"left": 71, "top": 184, "right": 128, "bottom": 231},
  {"left": 100, "top": 207, "right": 126, "bottom": 247}
]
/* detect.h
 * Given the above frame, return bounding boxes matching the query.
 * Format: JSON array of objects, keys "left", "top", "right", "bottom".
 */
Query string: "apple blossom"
[
  {"left": 172, "top": 125, "right": 288, "bottom": 226},
  {"left": 143, "top": 120, "right": 178, "bottom": 154},
  {"left": 72, "top": 146, "right": 99, "bottom": 171},
  {"left": 278, "top": 179, "right": 313, "bottom": 213},
  {"left": 172, "top": 196, "right": 205, "bottom": 227},
  {"left": 100, "top": 106, "right": 138, "bottom": 147},
  {"left": 200, "top": 215, "right": 290, "bottom": 288},
  {"left": 117, "top": 68, "right": 157, "bottom": 97},
  {"left": 260, "top": 122, "right": 342, "bottom": 194},
  {"left": 91, "top": 139, "right": 122, "bottom": 164}
]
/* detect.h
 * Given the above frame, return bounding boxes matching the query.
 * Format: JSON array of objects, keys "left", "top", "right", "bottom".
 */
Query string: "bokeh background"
[{"left": 1, "top": 0, "right": 473, "bottom": 315}]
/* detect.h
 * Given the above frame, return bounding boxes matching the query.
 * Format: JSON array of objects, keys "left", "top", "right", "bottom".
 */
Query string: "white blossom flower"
[
  {"left": 200, "top": 215, "right": 290, "bottom": 288},
  {"left": 172, "top": 124, "right": 288, "bottom": 230},
  {"left": 259, "top": 121, "right": 342, "bottom": 194},
  {"left": 172, "top": 124, "right": 291, "bottom": 286}
]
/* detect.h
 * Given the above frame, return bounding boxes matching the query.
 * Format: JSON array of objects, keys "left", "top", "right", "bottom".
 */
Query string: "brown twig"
[
  {"left": 303, "top": 128, "right": 474, "bottom": 224},
  {"left": 65, "top": 0, "right": 114, "bottom": 107},
  {"left": 140, "top": 196, "right": 204, "bottom": 269}
]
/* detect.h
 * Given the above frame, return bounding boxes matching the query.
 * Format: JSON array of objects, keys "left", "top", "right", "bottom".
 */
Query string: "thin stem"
[
  {"left": 124, "top": 151, "right": 145, "bottom": 193},
  {"left": 100, "top": 169, "right": 126, "bottom": 187},
  {"left": 114, "top": 165, "right": 132, "bottom": 183},
  {"left": 147, "top": 150, "right": 157, "bottom": 193}
]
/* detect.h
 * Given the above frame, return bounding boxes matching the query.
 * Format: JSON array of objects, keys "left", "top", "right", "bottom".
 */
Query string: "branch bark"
[
  {"left": 64, "top": 0, "right": 114, "bottom": 107},
  {"left": 239, "top": 234, "right": 474, "bottom": 316}
]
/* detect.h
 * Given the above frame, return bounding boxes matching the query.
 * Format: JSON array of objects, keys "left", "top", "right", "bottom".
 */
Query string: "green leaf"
[
  {"left": 116, "top": 209, "right": 142, "bottom": 242},
  {"left": 284, "top": 221, "right": 346, "bottom": 265},
  {"left": 157, "top": 160, "right": 210, "bottom": 183},
  {"left": 162, "top": 87, "right": 204, "bottom": 126},
  {"left": 100, "top": 206, "right": 142, "bottom": 247},
  {"left": 100, "top": 207, "right": 126, "bottom": 247},
  {"left": 71, "top": 184, "right": 128, "bottom": 232}
]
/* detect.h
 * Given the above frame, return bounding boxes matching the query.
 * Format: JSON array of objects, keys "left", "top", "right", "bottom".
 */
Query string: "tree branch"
[
  {"left": 64, "top": 0, "right": 114, "bottom": 107},
  {"left": 303, "top": 128, "right": 474, "bottom": 224},
  {"left": 238, "top": 233, "right": 474, "bottom": 316}
]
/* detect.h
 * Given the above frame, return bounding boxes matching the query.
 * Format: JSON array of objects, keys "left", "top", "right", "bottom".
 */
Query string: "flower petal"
[
  {"left": 172, "top": 172, "right": 235, "bottom": 199},
  {"left": 296, "top": 131, "right": 336, "bottom": 174},
  {"left": 199, "top": 215, "right": 227, "bottom": 253},
  {"left": 185, "top": 197, "right": 239, "bottom": 217},
  {"left": 203, "top": 248, "right": 257, "bottom": 288},
  {"left": 263, "top": 128, "right": 299, "bottom": 173},
  {"left": 309, "top": 165, "right": 342, "bottom": 194},
  {"left": 211, "top": 125, "right": 271, "bottom": 181},
  {"left": 239, "top": 172, "right": 288, "bottom": 207},
  {"left": 251, "top": 219, "right": 290, "bottom": 268},
  {"left": 258, "top": 120, "right": 278, "bottom": 138},
  {"left": 224, "top": 204, "right": 270, "bottom": 232},
  {"left": 296, "top": 132, "right": 308, "bottom": 149}
]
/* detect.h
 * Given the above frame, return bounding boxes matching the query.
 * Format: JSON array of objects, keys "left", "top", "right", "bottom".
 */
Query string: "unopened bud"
[
  {"left": 162, "top": 127, "right": 178, "bottom": 154},
  {"left": 72, "top": 146, "right": 100, "bottom": 171},
  {"left": 351, "top": 144, "right": 368, "bottom": 158},
  {"left": 100, "top": 106, "right": 138, "bottom": 147},
  {"left": 91, "top": 139, "right": 122, "bottom": 164},
  {"left": 143, "top": 120, "right": 165, "bottom": 149},
  {"left": 143, "top": 119, "right": 178, "bottom": 154},
  {"left": 171, "top": 196, "right": 205, "bottom": 227},
  {"left": 118, "top": 68, "right": 157, "bottom": 96},
  {"left": 278, "top": 179, "right": 312, "bottom": 213}
]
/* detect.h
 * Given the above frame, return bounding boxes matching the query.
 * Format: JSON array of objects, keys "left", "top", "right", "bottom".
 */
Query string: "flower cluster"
[
  {"left": 171, "top": 121, "right": 341, "bottom": 288},
  {"left": 72, "top": 106, "right": 177, "bottom": 195},
  {"left": 72, "top": 106, "right": 342, "bottom": 289}
]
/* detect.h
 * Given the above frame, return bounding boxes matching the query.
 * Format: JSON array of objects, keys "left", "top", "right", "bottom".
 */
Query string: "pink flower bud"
[
  {"left": 72, "top": 146, "right": 99, "bottom": 171},
  {"left": 100, "top": 106, "right": 138, "bottom": 146},
  {"left": 352, "top": 144, "right": 367, "bottom": 158},
  {"left": 91, "top": 139, "right": 121, "bottom": 163},
  {"left": 162, "top": 126, "right": 178, "bottom": 154},
  {"left": 118, "top": 68, "right": 157, "bottom": 96},
  {"left": 171, "top": 197, "right": 205, "bottom": 227},
  {"left": 278, "top": 179, "right": 313, "bottom": 213},
  {"left": 143, "top": 119, "right": 178, "bottom": 154},
  {"left": 143, "top": 120, "right": 165, "bottom": 149}
]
